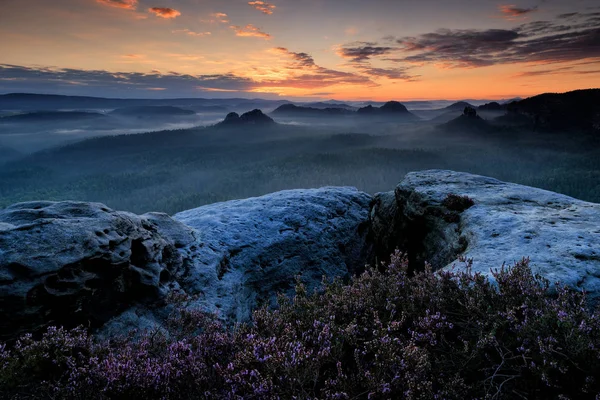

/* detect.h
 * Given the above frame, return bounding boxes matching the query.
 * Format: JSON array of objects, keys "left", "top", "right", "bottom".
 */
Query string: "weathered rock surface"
[
  {"left": 0, "top": 201, "right": 194, "bottom": 341},
  {"left": 1, "top": 188, "right": 373, "bottom": 341},
  {"left": 371, "top": 170, "right": 600, "bottom": 299},
  {"left": 172, "top": 187, "right": 372, "bottom": 322},
  {"left": 4, "top": 171, "right": 600, "bottom": 341}
]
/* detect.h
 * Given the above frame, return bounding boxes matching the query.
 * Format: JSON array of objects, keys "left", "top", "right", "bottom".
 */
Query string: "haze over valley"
[{"left": 1, "top": 90, "right": 599, "bottom": 215}]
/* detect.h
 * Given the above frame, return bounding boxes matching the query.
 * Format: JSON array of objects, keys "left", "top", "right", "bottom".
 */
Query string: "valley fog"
[{"left": 1, "top": 92, "right": 599, "bottom": 215}]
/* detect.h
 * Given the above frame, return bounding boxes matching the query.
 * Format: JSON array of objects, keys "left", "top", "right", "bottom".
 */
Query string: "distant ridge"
[
  {"left": 0, "top": 111, "right": 106, "bottom": 123},
  {"left": 507, "top": 89, "right": 600, "bottom": 132},
  {"left": 0, "top": 93, "right": 292, "bottom": 112},
  {"left": 271, "top": 104, "right": 353, "bottom": 117},
  {"left": 110, "top": 106, "right": 195, "bottom": 117}
]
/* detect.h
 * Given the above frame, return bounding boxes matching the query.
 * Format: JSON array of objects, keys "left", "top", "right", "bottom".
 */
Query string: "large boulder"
[
  {"left": 172, "top": 187, "right": 372, "bottom": 322},
  {"left": 371, "top": 170, "right": 600, "bottom": 299},
  {"left": 0, "top": 201, "right": 195, "bottom": 342}
]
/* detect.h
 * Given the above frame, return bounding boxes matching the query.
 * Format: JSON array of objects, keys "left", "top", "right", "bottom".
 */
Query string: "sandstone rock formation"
[
  {"left": 172, "top": 187, "right": 372, "bottom": 322},
  {"left": 217, "top": 109, "right": 275, "bottom": 126},
  {"left": 3, "top": 171, "right": 600, "bottom": 342},
  {"left": 1, "top": 188, "right": 372, "bottom": 341},
  {"left": 371, "top": 170, "right": 600, "bottom": 299},
  {"left": 0, "top": 201, "right": 193, "bottom": 342}
]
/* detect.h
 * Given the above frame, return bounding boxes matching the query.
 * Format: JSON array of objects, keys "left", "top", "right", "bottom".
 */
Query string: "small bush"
[
  {"left": 442, "top": 193, "right": 475, "bottom": 212},
  {"left": 2, "top": 253, "right": 599, "bottom": 399}
]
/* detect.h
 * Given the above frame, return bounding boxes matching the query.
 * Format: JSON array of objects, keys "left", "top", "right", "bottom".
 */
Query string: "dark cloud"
[
  {"left": 337, "top": 42, "right": 395, "bottom": 62},
  {"left": 335, "top": 42, "right": 419, "bottom": 81},
  {"left": 0, "top": 64, "right": 256, "bottom": 97},
  {"left": 274, "top": 47, "right": 316, "bottom": 68},
  {"left": 0, "top": 62, "right": 373, "bottom": 97},
  {"left": 148, "top": 7, "right": 181, "bottom": 18},
  {"left": 379, "top": 11, "right": 600, "bottom": 68},
  {"left": 96, "top": 0, "right": 138, "bottom": 10},
  {"left": 272, "top": 47, "right": 375, "bottom": 88},
  {"left": 355, "top": 65, "right": 416, "bottom": 81},
  {"left": 515, "top": 66, "right": 600, "bottom": 77}
]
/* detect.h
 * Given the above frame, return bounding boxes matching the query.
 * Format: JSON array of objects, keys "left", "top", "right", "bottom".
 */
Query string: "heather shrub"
[{"left": 2, "top": 252, "right": 600, "bottom": 399}]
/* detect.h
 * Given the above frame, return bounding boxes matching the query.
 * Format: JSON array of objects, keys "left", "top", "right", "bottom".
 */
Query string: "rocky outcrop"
[
  {"left": 172, "top": 187, "right": 372, "bottom": 322},
  {"left": 357, "top": 101, "right": 419, "bottom": 121},
  {"left": 0, "top": 201, "right": 194, "bottom": 342},
  {"left": 4, "top": 171, "right": 600, "bottom": 341},
  {"left": 1, "top": 188, "right": 372, "bottom": 341},
  {"left": 371, "top": 170, "right": 600, "bottom": 299},
  {"left": 217, "top": 109, "right": 275, "bottom": 126}
]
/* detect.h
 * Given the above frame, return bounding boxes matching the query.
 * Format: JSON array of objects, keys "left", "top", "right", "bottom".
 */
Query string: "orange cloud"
[
  {"left": 96, "top": 0, "right": 138, "bottom": 9},
  {"left": 248, "top": 1, "right": 276, "bottom": 15},
  {"left": 230, "top": 24, "right": 272, "bottom": 40},
  {"left": 148, "top": 7, "right": 181, "bottom": 19},
  {"left": 172, "top": 29, "right": 211, "bottom": 37},
  {"left": 202, "top": 12, "right": 229, "bottom": 23},
  {"left": 498, "top": 4, "right": 538, "bottom": 20}
]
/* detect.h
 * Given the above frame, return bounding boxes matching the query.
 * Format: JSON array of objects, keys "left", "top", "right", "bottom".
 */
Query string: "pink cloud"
[
  {"left": 498, "top": 4, "right": 538, "bottom": 20},
  {"left": 172, "top": 29, "right": 212, "bottom": 37},
  {"left": 96, "top": 0, "right": 138, "bottom": 10},
  {"left": 230, "top": 24, "right": 272, "bottom": 40},
  {"left": 148, "top": 7, "right": 181, "bottom": 19},
  {"left": 248, "top": 1, "right": 276, "bottom": 15}
]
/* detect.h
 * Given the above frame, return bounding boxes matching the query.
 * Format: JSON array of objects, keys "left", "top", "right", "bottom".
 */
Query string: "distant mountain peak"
[
  {"left": 445, "top": 101, "right": 475, "bottom": 111},
  {"left": 356, "top": 101, "right": 417, "bottom": 120},
  {"left": 218, "top": 109, "right": 275, "bottom": 126},
  {"left": 380, "top": 101, "right": 409, "bottom": 113}
]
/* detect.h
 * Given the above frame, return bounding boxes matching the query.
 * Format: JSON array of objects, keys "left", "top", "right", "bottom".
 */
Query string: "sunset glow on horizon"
[{"left": 1, "top": 0, "right": 599, "bottom": 100}]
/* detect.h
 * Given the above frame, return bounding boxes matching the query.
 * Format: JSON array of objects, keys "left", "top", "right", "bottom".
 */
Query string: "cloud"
[
  {"left": 513, "top": 65, "right": 600, "bottom": 77},
  {"left": 335, "top": 42, "right": 418, "bottom": 81},
  {"left": 498, "top": 4, "right": 538, "bottom": 20},
  {"left": 0, "top": 64, "right": 257, "bottom": 97},
  {"left": 375, "top": 11, "right": 600, "bottom": 69},
  {"left": 248, "top": 1, "right": 276, "bottom": 15},
  {"left": 0, "top": 62, "right": 374, "bottom": 97},
  {"left": 337, "top": 42, "right": 396, "bottom": 62},
  {"left": 172, "top": 29, "right": 211, "bottom": 37},
  {"left": 96, "top": 0, "right": 138, "bottom": 10},
  {"left": 272, "top": 47, "right": 316, "bottom": 68},
  {"left": 268, "top": 47, "right": 375, "bottom": 88},
  {"left": 354, "top": 65, "right": 416, "bottom": 81},
  {"left": 148, "top": 7, "right": 181, "bottom": 19},
  {"left": 230, "top": 24, "right": 272, "bottom": 39},
  {"left": 203, "top": 12, "right": 229, "bottom": 23}
]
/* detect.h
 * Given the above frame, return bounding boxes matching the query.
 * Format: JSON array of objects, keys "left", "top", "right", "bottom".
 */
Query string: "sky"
[{"left": 0, "top": 0, "right": 599, "bottom": 100}]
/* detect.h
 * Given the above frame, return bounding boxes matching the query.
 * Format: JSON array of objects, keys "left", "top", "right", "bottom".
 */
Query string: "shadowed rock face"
[
  {"left": 0, "top": 201, "right": 195, "bottom": 342},
  {"left": 371, "top": 170, "right": 600, "bottom": 301}
]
